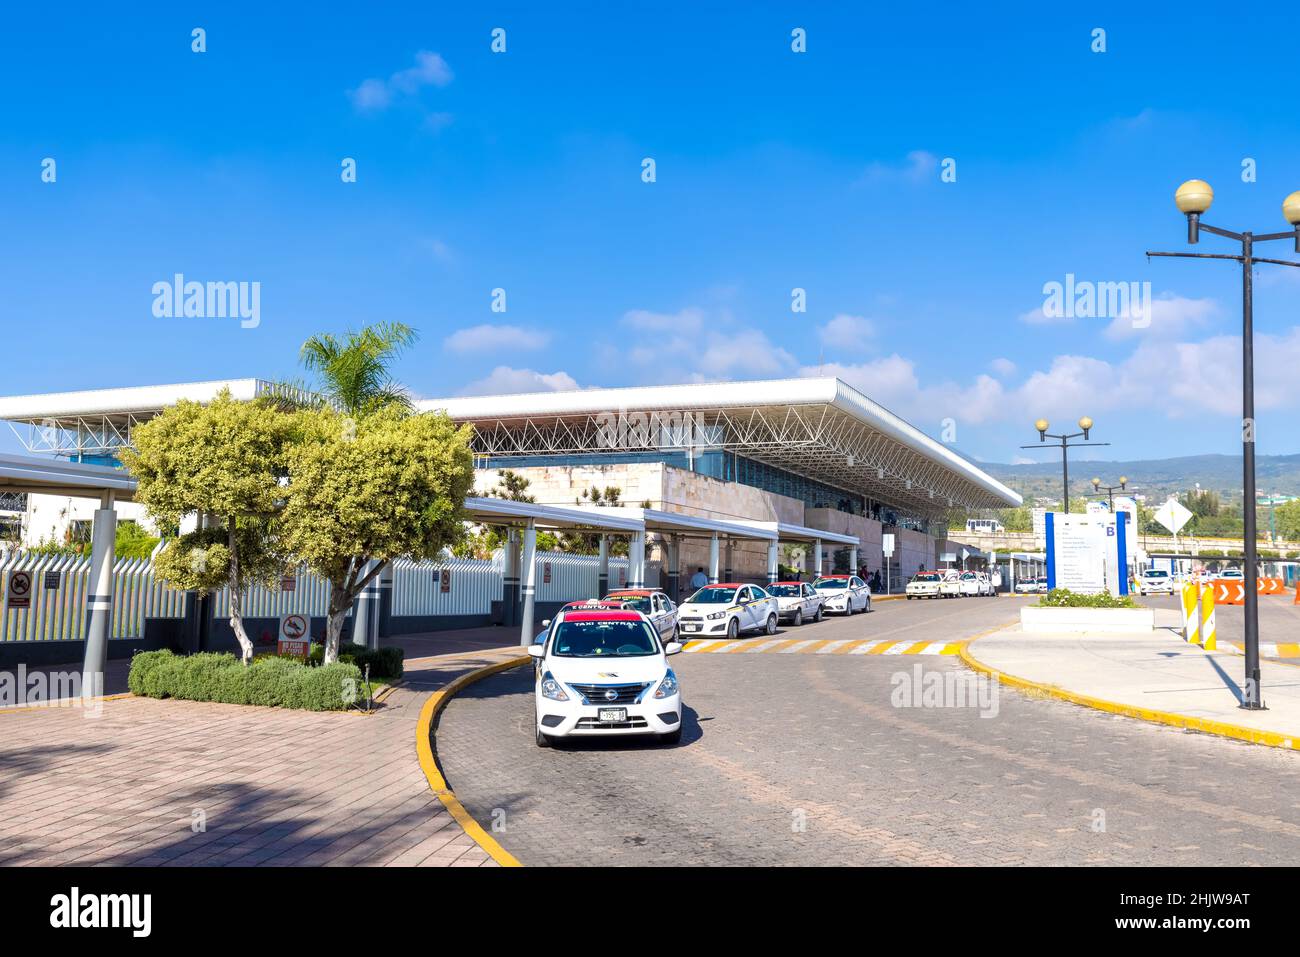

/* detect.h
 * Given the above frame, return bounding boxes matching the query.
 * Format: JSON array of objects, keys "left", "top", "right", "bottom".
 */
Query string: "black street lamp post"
[
  {"left": 1021, "top": 417, "right": 1109, "bottom": 514},
  {"left": 1090, "top": 476, "right": 1129, "bottom": 512},
  {"left": 1146, "top": 181, "right": 1300, "bottom": 710}
]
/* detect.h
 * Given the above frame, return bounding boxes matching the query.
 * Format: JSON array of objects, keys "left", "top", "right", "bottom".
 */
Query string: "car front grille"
[
  {"left": 569, "top": 682, "right": 649, "bottom": 705},
  {"left": 575, "top": 716, "right": 649, "bottom": 730}
]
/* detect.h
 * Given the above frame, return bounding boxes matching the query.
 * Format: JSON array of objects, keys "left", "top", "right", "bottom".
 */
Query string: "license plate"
[
  {"left": 598, "top": 708, "right": 627, "bottom": 723},
  {"left": 682, "top": 623, "right": 700, "bottom": 632}
]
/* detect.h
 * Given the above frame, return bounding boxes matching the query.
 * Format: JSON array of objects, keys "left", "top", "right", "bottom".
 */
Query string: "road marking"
[{"left": 680, "top": 638, "right": 961, "bottom": 656}]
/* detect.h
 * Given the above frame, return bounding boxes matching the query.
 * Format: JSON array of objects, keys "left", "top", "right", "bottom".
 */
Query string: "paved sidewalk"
[
  {"left": 0, "top": 633, "right": 522, "bottom": 867},
  {"left": 968, "top": 622, "right": 1300, "bottom": 744}
]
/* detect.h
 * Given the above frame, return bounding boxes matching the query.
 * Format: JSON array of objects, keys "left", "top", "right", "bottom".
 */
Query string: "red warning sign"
[
  {"left": 6, "top": 570, "right": 32, "bottom": 609},
  {"left": 278, "top": 614, "right": 310, "bottom": 658}
]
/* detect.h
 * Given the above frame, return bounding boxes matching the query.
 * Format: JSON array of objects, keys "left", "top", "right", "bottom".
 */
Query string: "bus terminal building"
[{"left": 0, "top": 376, "right": 1020, "bottom": 598}]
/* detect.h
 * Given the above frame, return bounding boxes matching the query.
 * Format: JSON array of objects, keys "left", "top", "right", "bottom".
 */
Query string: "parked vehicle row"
[
  {"left": 907, "top": 570, "right": 998, "bottom": 599},
  {"left": 528, "top": 575, "right": 875, "bottom": 748}
]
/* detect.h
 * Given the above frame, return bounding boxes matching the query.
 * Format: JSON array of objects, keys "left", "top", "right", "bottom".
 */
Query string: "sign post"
[
  {"left": 1153, "top": 497, "right": 1193, "bottom": 574},
  {"left": 278, "top": 614, "right": 310, "bottom": 659},
  {"left": 5, "top": 570, "right": 32, "bottom": 610},
  {"left": 882, "top": 534, "right": 895, "bottom": 594}
]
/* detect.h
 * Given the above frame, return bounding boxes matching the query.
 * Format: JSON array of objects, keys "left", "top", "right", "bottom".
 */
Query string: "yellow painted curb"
[
  {"left": 959, "top": 636, "right": 1300, "bottom": 752},
  {"left": 0, "top": 691, "right": 133, "bottom": 715},
  {"left": 416, "top": 654, "right": 532, "bottom": 867}
]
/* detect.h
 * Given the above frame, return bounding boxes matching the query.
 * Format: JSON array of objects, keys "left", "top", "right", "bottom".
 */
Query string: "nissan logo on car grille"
[{"left": 604, "top": 689, "right": 619, "bottom": 701}]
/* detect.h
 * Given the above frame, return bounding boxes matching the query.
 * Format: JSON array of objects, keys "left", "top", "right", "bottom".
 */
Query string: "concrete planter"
[{"left": 1020, "top": 605, "right": 1154, "bottom": 634}]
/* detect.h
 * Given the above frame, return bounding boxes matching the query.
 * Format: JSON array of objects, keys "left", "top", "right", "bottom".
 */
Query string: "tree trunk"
[
  {"left": 324, "top": 600, "right": 347, "bottom": 665},
  {"left": 227, "top": 520, "right": 254, "bottom": 664}
]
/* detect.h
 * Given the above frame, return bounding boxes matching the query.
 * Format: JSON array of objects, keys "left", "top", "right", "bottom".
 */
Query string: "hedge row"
[
  {"left": 128, "top": 650, "right": 363, "bottom": 711},
  {"left": 308, "top": 643, "right": 404, "bottom": 680},
  {"left": 1038, "top": 588, "right": 1137, "bottom": 609}
]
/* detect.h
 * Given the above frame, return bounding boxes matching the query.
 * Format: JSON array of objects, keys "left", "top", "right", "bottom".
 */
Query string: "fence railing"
[
  {"left": 0, "top": 552, "right": 185, "bottom": 642},
  {"left": 0, "top": 549, "right": 643, "bottom": 641}
]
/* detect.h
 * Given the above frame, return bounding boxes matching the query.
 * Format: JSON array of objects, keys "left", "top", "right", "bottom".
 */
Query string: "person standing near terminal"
[{"left": 689, "top": 566, "right": 708, "bottom": 590}]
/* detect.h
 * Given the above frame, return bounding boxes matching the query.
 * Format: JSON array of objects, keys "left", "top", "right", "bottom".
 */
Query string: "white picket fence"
[
  {"left": 0, "top": 552, "right": 185, "bottom": 642},
  {"left": 0, "top": 549, "right": 651, "bottom": 641}
]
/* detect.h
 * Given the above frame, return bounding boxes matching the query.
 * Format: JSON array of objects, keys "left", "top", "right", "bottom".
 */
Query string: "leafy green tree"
[
  {"left": 1274, "top": 500, "right": 1300, "bottom": 543},
  {"left": 298, "top": 322, "right": 418, "bottom": 417},
  {"left": 115, "top": 520, "right": 161, "bottom": 561},
  {"left": 121, "top": 391, "right": 299, "bottom": 663},
  {"left": 281, "top": 406, "right": 475, "bottom": 664}
]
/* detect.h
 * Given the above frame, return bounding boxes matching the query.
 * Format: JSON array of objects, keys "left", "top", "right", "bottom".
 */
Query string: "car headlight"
[
  {"left": 540, "top": 672, "right": 569, "bottom": 701},
  {"left": 653, "top": 669, "right": 679, "bottom": 699},
  {"left": 706, "top": 611, "right": 727, "bottom": 620}
]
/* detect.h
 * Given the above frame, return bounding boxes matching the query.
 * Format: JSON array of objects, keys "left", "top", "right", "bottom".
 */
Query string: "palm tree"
[{"left": 299, "top": 322, "right": 418, "bottom": 417}]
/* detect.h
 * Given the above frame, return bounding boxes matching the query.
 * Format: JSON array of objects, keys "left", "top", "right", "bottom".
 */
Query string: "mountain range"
[{"left": 974, "top": 453, "right": 1300, "bottom": 504}]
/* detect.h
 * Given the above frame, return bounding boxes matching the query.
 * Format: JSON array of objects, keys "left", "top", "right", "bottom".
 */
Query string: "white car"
[
  {"left": 959, "top": 571, "right": 995, "bottom": 597},
  {"left": 939, "top": 571, "right": 964, "bottom": 599},
  {"left": 812, "top": 575, "right": 873, "bottom": 614},
  {"left": 906, "top": 572, "right": 943, "bottom": 599},
  {"left": 677, "top": 583, "right": 780, "bottom": 639},
  {"left": 1034, "top": 576, "right": 1049, "bottom": 593},
  {"left": 1013, "top": 578, "right": 1039, "bottom": 594},
  {"left": 528, "top": 609, "right": 683, "bottom": 747},
  {"left": 1219, "top": 567, "right": 1244, "bottom": 580},
  {"left": 601, "top": 589, "right": 678, "bottom": 641},
  {"left": 1136, "top": 569, "right": 1175, "bottom": 595},
  {"left": 765, "top": 581, "right": 825, "bottom": 626}
]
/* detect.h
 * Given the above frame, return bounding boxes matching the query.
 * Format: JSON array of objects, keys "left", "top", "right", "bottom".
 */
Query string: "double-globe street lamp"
[
  {"left": 1146, "top": 180, "right": 1300, "bottom": 710},
  {"left": 1022, "top": 417, "right": 1109, "bottom": 514},
  {"left": 1090, "top": 476, "right": 1129, "bottom": 512}
]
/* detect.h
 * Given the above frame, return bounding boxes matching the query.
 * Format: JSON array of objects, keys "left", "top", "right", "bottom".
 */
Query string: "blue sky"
[{"left": 3, "top": 3, "right": 1300, "bottom": 467}]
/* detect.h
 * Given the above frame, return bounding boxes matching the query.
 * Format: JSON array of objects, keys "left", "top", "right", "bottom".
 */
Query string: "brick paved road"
[
  {"left": 0, "top": 637, "right": 522, "bottom": 867},
  {"left": 437, "top": 597, "right": 1300, "bottom": 865}
]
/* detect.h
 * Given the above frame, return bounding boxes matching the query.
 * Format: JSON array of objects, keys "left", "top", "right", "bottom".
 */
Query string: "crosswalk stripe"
[
  {"left": 736, "top": 638, "right": 786, "bottom": 653},
  {"left": 680, "top": 638, "right": 961, "bottom": 655},
  {"left": 779, "top": 640, "right": 822, "bottom": 654}
]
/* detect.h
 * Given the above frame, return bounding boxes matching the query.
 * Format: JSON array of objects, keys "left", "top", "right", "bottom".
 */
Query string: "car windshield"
[
  {"left": 814, "top": 578, "right": 848, "bottom": 589},
  {"left": 913, "top": 573, "right": 940, "bottom": 582},
  {"left": 605, "top": 594, "right": 650, "bottom": 612},
  {"left": 766, "top": 585, "right": 801, "bottom": 597},
  {"left": 551, "top": 620, "right": 660, "bottom": 657},
  {"left": 1036, "top": 578, "right": 1048, "bottom": 584},
  {"left": 1144, "top": 571, "right": 1169, "bottom": 579},
  {"left": 961, "top": 573, "right": 976, "bottom": 580},
  {"left": 688, "top": 587, "right": 737, "bottom": 604}
]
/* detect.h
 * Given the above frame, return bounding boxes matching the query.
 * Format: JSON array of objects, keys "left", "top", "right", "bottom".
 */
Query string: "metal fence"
[
  {"left": 0, "top": 549, "right": 652, "bottom": 641},
  {"left": 0, "top": 552, "right": 185, "bottom": 642}
]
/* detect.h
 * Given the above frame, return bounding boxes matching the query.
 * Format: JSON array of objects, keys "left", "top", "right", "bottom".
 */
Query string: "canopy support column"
[{"left": 519, "top": 520, "right": 537, "bottom": 646}]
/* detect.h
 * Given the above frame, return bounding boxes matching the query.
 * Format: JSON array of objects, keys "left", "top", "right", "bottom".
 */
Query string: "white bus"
[{"left": 965, "top": 518, "right": 1005, "bottom": 535}]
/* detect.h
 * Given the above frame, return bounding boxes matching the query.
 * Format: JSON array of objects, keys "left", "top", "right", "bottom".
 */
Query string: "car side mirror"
[
  {"left": 527, "top": 644, "right": 545, "bottom": 658},
  {"left": 664, "top": 641, "right": 683, "bottom": 655},
  {"left": 541, "top": 619, "right": 551, "bottom": 628}
]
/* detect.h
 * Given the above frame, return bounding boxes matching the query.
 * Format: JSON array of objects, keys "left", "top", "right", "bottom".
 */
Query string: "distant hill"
[{"left": 973, "top": 453, "right": 1300, "bottom": 504}]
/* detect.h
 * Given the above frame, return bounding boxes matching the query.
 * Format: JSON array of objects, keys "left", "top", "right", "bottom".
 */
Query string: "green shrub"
[
  {"left": 127, "top": 649, "right": 362, "bottom": 711},
  {"left": 308, "top": 643, "right": 404, "bottom": 680},
  {"left": 1038, "top": 588, "right": 1137, "bottom": 609}
]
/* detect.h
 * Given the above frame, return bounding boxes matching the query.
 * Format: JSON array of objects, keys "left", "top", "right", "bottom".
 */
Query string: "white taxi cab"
[
  {"left": 528, "top": 610, "right": 683, "bottom": 747},
  {"left": 677, "top": 583, "right": 780, "bottom": 640},
  {"left": 906, "top": 571, "right": 943, "bottom": 599},
  {"left": 811, "top": 575, "right": 872, "bottom": 614},
  {"left": 765, "top": 581, "right": 825, "bottom": 626}
]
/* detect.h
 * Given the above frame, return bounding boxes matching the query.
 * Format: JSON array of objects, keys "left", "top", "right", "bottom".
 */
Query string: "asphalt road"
[{"left": 435, "top": 595, "right": 1300, "bottom": 866}]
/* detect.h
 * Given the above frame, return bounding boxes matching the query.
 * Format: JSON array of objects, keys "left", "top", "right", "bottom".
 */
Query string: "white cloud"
[
  {"left": 803, "top": 356, "right": 1007, "bottom": 427},
  {"left": 617, "top": 306, "right": 794, "bottom": 382},
  {"left": 459, "top": 366, "right": 578, "bottom": 396},
  {"left": 990, "top": 357, "right": 1016, "bottom": 377},
  {"left": 1103, "top": 294, "right": 1216, "bottom": 341},
  {"left": 817, "top": 314, "right": 875, "bottom": 352},
  {"left": 856, "top": 150, "right": 938, "bottom": 186},
  {"left": 349, "top": 51, "right": 453, "bottom": 113},
  {"left": 444, "top": 324, "right": 550, "bottom": 354}
]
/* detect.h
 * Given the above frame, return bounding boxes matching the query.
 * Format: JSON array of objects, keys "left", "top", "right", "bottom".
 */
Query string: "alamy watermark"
[
  {"left": 0, "top": 666, "right": 103, "bottom": 717},
  {"left": 890, "top": 663, "right": 999, "bottom": 718},
  {"left": 595, "top": 408, "right": 723, "bottom": 452},
  {"left": 1039, "top": 273, "right": 1151, "bottom": 328},
  {"left": 152, "top": 273, "right": 261, "bottom": 329}
]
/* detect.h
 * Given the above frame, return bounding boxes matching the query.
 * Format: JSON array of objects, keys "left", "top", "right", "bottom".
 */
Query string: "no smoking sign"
[{"left": 6, "top": 570, "right": 32, "bottom": 609}]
